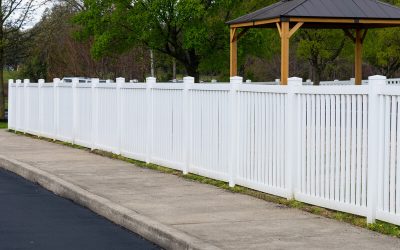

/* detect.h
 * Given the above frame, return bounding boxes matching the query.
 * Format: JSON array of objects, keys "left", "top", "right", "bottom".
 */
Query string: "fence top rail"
[
  {"left": 56, "top": 82, "right": 72, "bottom": 88},
  {"left": 120, "top": 83, "right": 147, "bottom": 89},
  {"left": 378, "top": 85, "right": 400, "bottom": 96},
  {"left": 42, "top": 83, "right": 54, "bottom": 87},
  {"left": 27, "top": 82, "right": 39, "bottom": 87},
  {"left": 94, "top": 83, "right": 116, "bottom": 89},
  {"left": 190, "top": 84, "right": 231, "bottom": 91},
  {"left": 295, "top": 85, "right": 369, "bottom": 95},
  {"left": 387, "top": 78, "right": 400, "bottom": 85},
  {"left": 238, "top": 84, "right": 289, "bottom": 94},
  {"left": 152, "top": 83, "right": 185, "bottom": 90},
  {"left": 76, "top": 82, "right": 92, "bottom": 88},
  {"left": 248, "top": 81, "right": 280, "bottom": 85}
]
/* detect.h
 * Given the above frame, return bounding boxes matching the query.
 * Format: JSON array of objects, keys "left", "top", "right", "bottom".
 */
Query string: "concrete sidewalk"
[{"left": 0, "top": 130, "right": 399, "bottom": 250}]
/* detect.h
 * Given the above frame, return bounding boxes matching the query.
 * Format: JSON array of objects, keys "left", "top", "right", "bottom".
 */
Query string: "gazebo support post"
[
  {"left": 355, "top": 29, "right": 362, "bottom": 85},
  {"left": 280, "top": 21, "right": 290, "bottom": 85},
  {"left": 230, "top": 28, "right": 238, "bottom": 77}
]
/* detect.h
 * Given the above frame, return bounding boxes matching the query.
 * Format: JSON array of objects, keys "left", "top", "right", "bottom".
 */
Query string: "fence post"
[
  {"left": 8, "top": 79, "right": 13, "bottom": 130},
  {"left": 367, "top": 75, "right": 386, "bottom": 224},
  {"left": 91, "top": 78, "right": 99, "bottom": 151},
  {"left": 183, "top": 76, "right": 194, "bottom": 175},
  {"left": 286, "top": 77, "right": 302, "bottom": 199},
  {"left": 146, "top": 77, "right": 156, "bottom": 164},
  {"left": 229, "top": 76, "right": 242, "bottom": 187},
  {"left": 53, "top": 78, "right": 60, "bottom": 140},
  {"left": 23, "top": 79, "right": 30, "bottom": 134},
  {"left": 72, "top": 78, "right": 78, "bottom": 144},
  {"left": 116, "top": 77, "right": 125, "bottom": 155},
  {"left": 38, "top": 79, "right": 45, "bottom": 137}
]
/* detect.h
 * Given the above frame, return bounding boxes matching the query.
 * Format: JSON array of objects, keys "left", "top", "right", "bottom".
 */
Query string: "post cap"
[
  {"left": 230, "top": 76, "right": 243, "bottom": 84},
  {"left": 183, "top": 76, "right": 195, "bottom": 84},
  {"left": 368, "top": 75, "right": 386, "bottom": 80},
  {"left": 91, "top": 78, "right": 100, "bottom": 84},
  {"left": 116, "top": 77, "right": 125, "bottom": 83},
  {"left": 288, "top": 77, "right": 303, "bottom": 86},
  {"left": 146, "top": 77, "right": 156, "bottom": 84},
  {"left": 368, "top": 75, "right": 386, "bottom": 86}
]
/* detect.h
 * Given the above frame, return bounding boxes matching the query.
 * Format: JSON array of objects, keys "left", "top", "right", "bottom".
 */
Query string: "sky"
[{"left": 22, "top": 1, "right": 54, "bottom": 29}]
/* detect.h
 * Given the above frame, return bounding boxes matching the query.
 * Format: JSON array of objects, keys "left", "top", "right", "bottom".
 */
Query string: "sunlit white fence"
[{"left": 7, "top": 75, "right": 400, "bottom": 226}]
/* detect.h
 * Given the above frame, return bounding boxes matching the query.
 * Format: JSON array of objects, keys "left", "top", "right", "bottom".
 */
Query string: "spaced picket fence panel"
[
  {"left": 8, "top": 80, "right": 16, "bottom": 130},
  {"left": 119, "top": 84, "right": 148, "bottom": 162},
  {"left": 189, "top": 85, "right": 231, "bottom": 181},
  {"left": 75, "top": 83, "right": 93, "bottom": 148},
  {"left": 26, "top": 82, "right": 40, "bottom": 135},
  {"left": 295, "top": 87, "right": 369, "bottom": 216},
  {"left": 56, "top": 82, "right": 73, "bottom": 142},
  {"left": 40, "top": 83, "right": 55, "bottom": 138},
  {"left": 375, "top": 87, "right": 400, "bottom": 225},
  {"left": 8, "top": 75, "right": 400, "bottom": 227},
  {"left": 94, "top": 83, "right": 119, "bottom": 153},
  {"left": 15, "top": 80, "right": 25, "bottom": 132},
  {"left": 236, "top": 85, "right": 288, "bottom": 197},
  {"left": 151, "top": 84, "right": 185, "bottom": 171}
]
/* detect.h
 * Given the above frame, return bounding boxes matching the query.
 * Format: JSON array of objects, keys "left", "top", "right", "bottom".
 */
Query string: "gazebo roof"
[{"left": 227, "top": 0, "right": 400, "bottom": 28}]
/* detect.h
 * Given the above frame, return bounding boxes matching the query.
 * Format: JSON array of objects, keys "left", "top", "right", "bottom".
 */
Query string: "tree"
[
  {"left": 364, "top": 28, "right": 400, "bottom": 78},
  {"left": 0, "top": 0, "right": 44, "bottom": 119},
  {"left": 296, "top": 30, "right": 349, "bottom": 84},
  {"left": 73, "top": 0, "right": 276, "bottom": 82}
]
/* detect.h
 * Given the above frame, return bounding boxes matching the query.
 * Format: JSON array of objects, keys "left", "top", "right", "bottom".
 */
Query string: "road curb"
[{"left": 0, "top": 155, "right": 221, "bottom": 250}]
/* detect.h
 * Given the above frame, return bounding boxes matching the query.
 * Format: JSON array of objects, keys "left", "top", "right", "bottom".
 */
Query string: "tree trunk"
[
  {"left": 314, "top": 67, "right": 321, "bottom": 85},
  {"left": 184, "top": 61, "right": 200, "bottom": 83}
]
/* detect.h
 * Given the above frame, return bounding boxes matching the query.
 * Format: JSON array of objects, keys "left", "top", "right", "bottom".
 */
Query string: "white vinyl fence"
[{"left": 7, "top": 75, "right": 400, "bottom": 226}]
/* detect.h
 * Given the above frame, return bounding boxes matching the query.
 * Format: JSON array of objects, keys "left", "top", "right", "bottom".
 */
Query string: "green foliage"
[
  {"left": 74, "top": 0, "right": 278, "bottom": 80},
  {"left": 364, "top": 28, "right": 400, "bottom": 77},
  {"left": 18, "top": 56, "right": 47, "bottom": 82}
]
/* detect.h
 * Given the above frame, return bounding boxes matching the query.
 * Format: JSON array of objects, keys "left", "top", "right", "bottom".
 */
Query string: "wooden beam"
[
  {"left": 230, "top": 18, "right": 280, "bottom": 28},
  {"left": 276, "top": 23, "right": 282, "bottom": 37},
  {"left": 254, "top": 18, "right": 280, "bottom": 26},
  {"left": 281, "top": 22, "right": 290, "bottom": 85},
  {"left": 361, "top": 29, "right": 368, "bottom": 43},
  {"left": 355, "top": 29, "right": 363, "bottom": 85},
  {"left": 235, "top": 28, "right": 249, "bottom": 42},
  {"left": 359, "top": 19, "right": 400, "bottom": 25},
  {"left": 289, "top": 22, "right": 304, "bottom": 38},
  {"left": 290, "top": 17, "right": 355, "bottom": 23},
  {"left": 343, "top": 29, "right": 355, "bottom": 43},
  {"left": 230, "top": 28, "right": 238, "bottom": 77},
  {"left": 230, "top": 22, "right": 254, "bottom": 28}
]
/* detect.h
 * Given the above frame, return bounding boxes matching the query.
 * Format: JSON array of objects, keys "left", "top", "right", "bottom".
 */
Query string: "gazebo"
[{"left": 227, "top": 0, "right": 400, "bottom": 85}]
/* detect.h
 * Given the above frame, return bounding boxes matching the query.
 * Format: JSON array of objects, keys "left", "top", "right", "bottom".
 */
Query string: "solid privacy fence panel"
[{"left": 7, "top": 75, "right": 400, "bottom": 226}]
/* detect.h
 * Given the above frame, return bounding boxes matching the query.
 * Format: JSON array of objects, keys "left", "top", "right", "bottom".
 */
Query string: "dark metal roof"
[{"left": 227, "top": 0, "right": 400, "bottom": 25}]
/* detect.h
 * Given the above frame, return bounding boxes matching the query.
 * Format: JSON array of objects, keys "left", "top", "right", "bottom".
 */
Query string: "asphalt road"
[{"left": 0, "top": 168, "right": 160, "bottom": 250}]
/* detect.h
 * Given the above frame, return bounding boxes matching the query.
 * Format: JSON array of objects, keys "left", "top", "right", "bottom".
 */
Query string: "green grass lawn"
[{"left": 0, "top": 121, "right": 7, "bottom": 129}]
